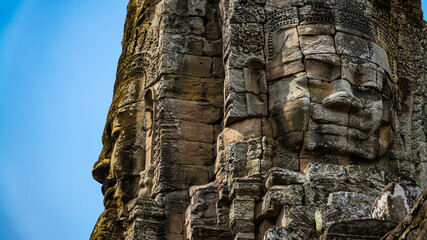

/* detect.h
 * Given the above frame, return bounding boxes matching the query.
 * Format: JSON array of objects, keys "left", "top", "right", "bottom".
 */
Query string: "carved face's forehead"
[{"left": 265, "top": 0, "right": 372, "bottom": 33}]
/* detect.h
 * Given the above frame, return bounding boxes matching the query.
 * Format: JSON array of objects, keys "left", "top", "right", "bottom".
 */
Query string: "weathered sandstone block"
[{"left": 91, "top": 0, "right": 427, "bottom": 239}]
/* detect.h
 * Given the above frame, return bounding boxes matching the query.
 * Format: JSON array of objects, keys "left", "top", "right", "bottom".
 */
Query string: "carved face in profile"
[
  {"left": 266, "top": 2, "right": 396, "bottom": 163},
  {"left": 92, "top": 83, "right": 145, "bottom": 207}
]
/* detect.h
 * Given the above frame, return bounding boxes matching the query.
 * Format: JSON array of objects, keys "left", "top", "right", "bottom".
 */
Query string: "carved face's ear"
[
  {"left": 381, "top": 97, "right": 396, "bottom": 132},
  {"left": 381, "top": 78, "right": 397, "bottom": 132},
  {"left": 381, "top": 96, "right": 391, "bottom": 123}
]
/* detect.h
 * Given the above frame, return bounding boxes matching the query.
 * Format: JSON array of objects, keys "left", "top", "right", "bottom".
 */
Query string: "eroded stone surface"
[
  {"left": 320, "top": 219, "right": 398, "bottom": 240},
  {"left": 317, "top": 192, "right": 375, "bottom": 230},
  {"left": 372, "top": 183, "right": 410, "bottom": 222},
  {"left": 91, "top": 0, "right": 427, "bottom": 239},
  {"left": 382, "top": 187, "right": 427, "bottom": 240}
]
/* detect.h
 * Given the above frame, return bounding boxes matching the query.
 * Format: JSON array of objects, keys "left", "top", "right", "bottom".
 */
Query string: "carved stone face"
[
  {"left": 92, "top": 96, "right": 144, "bottom": 207},
  {"left": 266, "top": 3, "right": 395, "bottom": 163}
]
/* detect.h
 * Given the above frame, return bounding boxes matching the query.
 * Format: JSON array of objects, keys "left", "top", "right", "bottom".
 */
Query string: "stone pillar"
[{"left": 218, "top": 0, "right": 268, "bottom": 238}]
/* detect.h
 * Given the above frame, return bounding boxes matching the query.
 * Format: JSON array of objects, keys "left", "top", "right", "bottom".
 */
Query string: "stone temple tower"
[{"left": 90, "top": 0, "right": 427, "bottom": 239}]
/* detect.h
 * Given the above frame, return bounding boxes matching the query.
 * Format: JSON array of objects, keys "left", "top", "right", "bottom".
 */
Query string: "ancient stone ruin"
[{"left": 90, "top": 0, "right": 427, "bottom": 239}]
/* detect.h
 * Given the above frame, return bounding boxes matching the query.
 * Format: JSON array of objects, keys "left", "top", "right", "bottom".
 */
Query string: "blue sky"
[
  {"left": 0, "top": 0, "right": 127, "bottom": 239},
  {"left": 0, "top": 1, "right": 425, "bottom": 240}
]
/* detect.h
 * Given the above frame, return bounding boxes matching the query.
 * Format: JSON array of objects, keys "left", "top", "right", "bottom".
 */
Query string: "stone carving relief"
[
  {"left": 265, "top": 0, "right": 398, "bottom": 169},
  {"left": 230, "top": 0, "right": 265, "bottom": 23},
  {"left": 91, "top": 0, "right": 426, "bottom": 239},
  {"left": 241, "top": 24, "right": 264, "bottom": 53}
]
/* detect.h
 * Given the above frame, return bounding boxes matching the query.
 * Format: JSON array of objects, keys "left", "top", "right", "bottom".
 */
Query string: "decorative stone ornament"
[{"left": 90, "top": 0, "right": 427, "bottom": 239}]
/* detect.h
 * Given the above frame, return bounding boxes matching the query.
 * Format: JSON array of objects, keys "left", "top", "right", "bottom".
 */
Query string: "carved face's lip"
[
  {"left": 102, "top": 177, "right": 117, "bottom": 194},
  {"left": 312, "top": 110, "right": 380, "bottom": 133},
  {"left": 312, "top": 123, "right": 374, "bottom": 139},
  {"left": 104, "top": 185, "right": 115, "bottom": 197},
  {"left": 103, "top": 184, "right": 117, "bottom": 206},
  {"left": 307, "top": 124, "right": 380, "bottom": 159},
  {"left": 313, "top": 124, "right": 347, "bottom": 135}
]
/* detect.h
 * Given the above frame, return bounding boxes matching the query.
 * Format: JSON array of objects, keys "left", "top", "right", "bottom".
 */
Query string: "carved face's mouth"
[
  {"left": 309, "top": 123, "right": 373, "bottom": 143},
  {"left": 102, "top": 178, "right": 117, "bottom": 206},
  {"left": 312, "top": 124, "right": 347, "bottom": 135},
  {"left": 312, "top": 123, "right": 374, "bottom": 137},
  {"left": 306, "top": 123, "right": 380, "bottom": 160},
  {"left": 310, "top": 103, "right": 383, "bottom": 136}
]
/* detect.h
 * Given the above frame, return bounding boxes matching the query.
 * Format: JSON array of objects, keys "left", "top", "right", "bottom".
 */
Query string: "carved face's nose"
[
  {"left": 323, "top": 80, "right": 362, "bottom": 110},
  {"left": 92, "top": 158, "right": 111, "bottom": 184}
]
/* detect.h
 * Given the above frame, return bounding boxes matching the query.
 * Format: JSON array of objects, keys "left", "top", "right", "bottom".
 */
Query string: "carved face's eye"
[
  {"left": 353, "top": 82, "right": 382, "bottom": 101},
  {"left": 111, "top": 127, "right": 121, "bottom": 142},
  {"left": 358, "top": 82, "right": 381, "bottom": 93}
]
